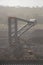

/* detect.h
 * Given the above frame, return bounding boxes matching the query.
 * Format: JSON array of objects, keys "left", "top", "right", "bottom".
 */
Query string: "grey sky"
[{"left": 0, "top": 0, "right": 43, "bottom": 7}]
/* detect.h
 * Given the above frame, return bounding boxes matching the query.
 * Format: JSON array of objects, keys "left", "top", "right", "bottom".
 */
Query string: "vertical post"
[
  {"left": 14, "top": 18, "right": 18, "bottom": 44},
  {"left": 8, "top": 17, "right": 12, "bottom": 46}
]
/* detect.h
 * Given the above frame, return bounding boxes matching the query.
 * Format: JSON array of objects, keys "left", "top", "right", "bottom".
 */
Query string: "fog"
[{"left": 0, "top": 6, "right": 43, "bottom": 59}]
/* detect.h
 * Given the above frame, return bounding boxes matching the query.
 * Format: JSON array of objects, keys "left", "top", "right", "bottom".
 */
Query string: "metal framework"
[{"left": 8, "top": 17, "right": 37, "bottom": 46}]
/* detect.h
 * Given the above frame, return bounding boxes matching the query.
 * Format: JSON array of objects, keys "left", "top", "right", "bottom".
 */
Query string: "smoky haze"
[
  {"left": 0, "top": 6, "right": 43, "bottom": 47},
  {"left": 0, "top": 6, "right": 43, "bottom": 24},
  {"left": 0, "top": 6, "right": 43, "bottom": 60}
]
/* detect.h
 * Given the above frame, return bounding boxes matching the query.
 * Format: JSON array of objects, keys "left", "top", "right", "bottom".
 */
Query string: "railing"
[
  {"left": 8, "top": 17, "right": 37, "bottom": 45},
  {"left": 0, "top": 17, "right": 37, "bottom": 60}
]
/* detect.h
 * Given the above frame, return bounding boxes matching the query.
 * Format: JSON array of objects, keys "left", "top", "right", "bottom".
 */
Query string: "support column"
[
  {"left": 14, "top": 18, "right": 18, "bottom": 44},
  {"left": 8, "top": 18, "right": 12, "bottom": 46}
]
